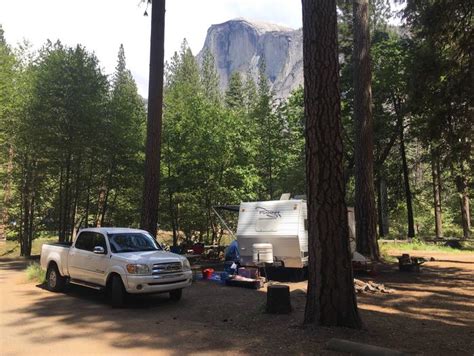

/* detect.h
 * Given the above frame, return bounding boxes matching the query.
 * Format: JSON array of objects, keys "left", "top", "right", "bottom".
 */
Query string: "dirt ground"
[{"left": 1, "top": 250, "right": 473, "bottom": 355}]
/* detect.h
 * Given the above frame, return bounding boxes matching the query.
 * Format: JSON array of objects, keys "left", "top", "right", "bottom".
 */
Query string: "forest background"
[{"left": 0, "top": 0, "right": 471, "bottom": 256}]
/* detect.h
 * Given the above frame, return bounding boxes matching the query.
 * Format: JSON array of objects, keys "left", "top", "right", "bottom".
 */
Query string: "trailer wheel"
[
  {"left": 110, "top": 275, "right": 127, "bottom": 308},
  {"left": 46, "top": 263, "right": 66, "bottom": 292}
]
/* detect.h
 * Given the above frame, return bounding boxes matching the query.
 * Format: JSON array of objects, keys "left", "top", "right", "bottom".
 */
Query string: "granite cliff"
[{"left": 197, "top": 18, "right": 303, "bottom": 99}]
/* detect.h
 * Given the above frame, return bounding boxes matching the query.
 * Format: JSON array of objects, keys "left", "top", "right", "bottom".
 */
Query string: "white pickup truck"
[{"left": 40, "top": 227, "right": 192, "bottom": 306}]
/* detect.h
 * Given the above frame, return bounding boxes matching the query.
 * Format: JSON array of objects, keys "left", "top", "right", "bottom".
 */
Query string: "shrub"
[{"left": 25, "top": 262, "right": 46, "bottom": 283}]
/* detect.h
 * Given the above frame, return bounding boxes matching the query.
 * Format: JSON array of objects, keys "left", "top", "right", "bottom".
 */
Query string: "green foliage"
[
  {"left": 19, "top": 42, "right": 111, "bottom": 244},
  {"left": 0, "top": 236, "right": 56, "bottom": 257},
  {"left": 159, "top": 42, "right": 309, "bottom": 244},
  {"left": 0, "top": 33, "right": 145, "bottom": 254},
  {"left": 273, "top": 87, "right": 306, "bottom": 196},
  {"left": 25, "top": 262, "right": 46, "bottom": 283},
  {"left": 104, "top": 44, "right": 146, "bottom": 226},
  {"left": 379, "top": 240, "right": 474, "bottom": 255},
  {"left": 0, "top": 30, "right": 17, "bottom": 221},
  {"left": 403, "top": 0, "right": 472, "bottom": 238},
  {"left": 162, "top": 42, "right": 261, "bottom": 244},
  {"left": 200, "top": 48, "right": 221, "bottom": 104},
  {"left": 1, "top": 7, "right": 471, "bottom": 253},
  {"left": 225, "top": 72, "right": 245, "bottom": 109},
  {"left": 338, "top": 0, "right": 472, "bottom": 239}
]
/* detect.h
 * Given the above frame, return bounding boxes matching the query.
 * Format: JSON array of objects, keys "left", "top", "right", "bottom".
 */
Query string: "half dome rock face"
[{"left": 197, "top": 18, "right": 303, "bottom": 99}]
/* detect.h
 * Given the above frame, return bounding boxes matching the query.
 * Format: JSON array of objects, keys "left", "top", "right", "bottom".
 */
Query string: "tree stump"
[{"left": 266, "top": 285, "right": 291, "bottom": 314}]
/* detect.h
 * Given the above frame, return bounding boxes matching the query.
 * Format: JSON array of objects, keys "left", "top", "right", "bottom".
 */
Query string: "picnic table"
[
  {"left": 184, "top": 254, "right": 202, "bottom": 265},
  {"left": 397, "top": 253, "right": 425, "bottom": 272}
]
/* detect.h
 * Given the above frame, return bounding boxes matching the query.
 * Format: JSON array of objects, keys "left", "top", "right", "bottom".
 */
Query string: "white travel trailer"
[{"left": 236, "top": 199, "right": 356, "bottom": 268}]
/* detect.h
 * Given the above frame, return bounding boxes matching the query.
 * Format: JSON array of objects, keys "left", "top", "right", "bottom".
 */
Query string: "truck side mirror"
[{"left": 93, "top": 246, "right": 105, "bottom": 254}]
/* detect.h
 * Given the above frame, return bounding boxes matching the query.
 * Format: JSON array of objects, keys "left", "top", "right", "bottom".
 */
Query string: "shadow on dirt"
[
  {"left": 0, "top": 257, "right": 38, "bottom": 271},
  {"left": 2, "top": 257, "right": 474, "bottom": 355}
]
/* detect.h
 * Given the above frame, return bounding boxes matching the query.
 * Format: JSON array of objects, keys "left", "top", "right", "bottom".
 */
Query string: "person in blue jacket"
[
  {"left": 224, "top": 240, "right": 240, "bottom": 275},
  {"left": 225, "top": 240, "right": 240, "bottom": 262}
]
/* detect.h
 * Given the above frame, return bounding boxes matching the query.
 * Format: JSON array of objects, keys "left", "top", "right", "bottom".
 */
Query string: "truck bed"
[
  {"left": 45, "top": 241, "right": 73, "bottom": 247},
  {"left": 40, "top": 242, "right": 71, "bottom": 277}
]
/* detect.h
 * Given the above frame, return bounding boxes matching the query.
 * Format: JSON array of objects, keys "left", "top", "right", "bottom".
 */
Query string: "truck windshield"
[{"left": 108, "top": 233, "right": 162, "bottom": 253}]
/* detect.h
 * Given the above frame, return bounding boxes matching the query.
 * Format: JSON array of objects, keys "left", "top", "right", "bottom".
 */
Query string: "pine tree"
[
  {"left": 200, "top": 48, "right": 221, "bottom": 104},
  {"left": 99, "top": 44, "right": 145, "bottom": 227},
  {"left": 353, "top": 0, "right": 380, "bottom": 258},
  {"left": 225, "top": 72, "right": 244, "bottom": 109},
  {"left": 302, "top": 0, "right": 362, "bottom": 328},
  {"left": 141, "top": 0, "right": 166, "bottom": 237}
]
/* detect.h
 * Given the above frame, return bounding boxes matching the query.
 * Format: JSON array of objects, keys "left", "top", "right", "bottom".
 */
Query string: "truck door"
[
  {"left": 87, "top": 232, "right": 109, "bottom": 286},
  {"left": 68, "top": 232, "right": 95, "bottom": 281}
]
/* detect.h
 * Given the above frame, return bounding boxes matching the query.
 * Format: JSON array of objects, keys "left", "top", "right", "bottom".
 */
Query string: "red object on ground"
[{"left": 202, "top": 268, "right": 214, "bottom": 279}]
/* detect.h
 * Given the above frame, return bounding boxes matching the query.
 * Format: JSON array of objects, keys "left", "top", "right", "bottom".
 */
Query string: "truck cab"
[{"left": 40, "top": 228, "right": 192, "bottom": 306}]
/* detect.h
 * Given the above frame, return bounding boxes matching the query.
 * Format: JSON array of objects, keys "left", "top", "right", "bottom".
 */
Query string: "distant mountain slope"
[{"left": 197, "top": 18, "right": 303, "bottom": 99}]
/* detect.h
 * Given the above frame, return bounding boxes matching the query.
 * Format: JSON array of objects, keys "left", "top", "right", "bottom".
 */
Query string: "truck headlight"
[
  {"left": 182, "top": 259, "right": 191, "bottom": 271},
  {"left": 126, "top": 264, "right": 150, "bottom": 275}
]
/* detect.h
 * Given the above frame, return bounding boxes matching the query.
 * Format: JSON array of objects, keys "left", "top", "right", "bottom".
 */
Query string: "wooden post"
[{"left": 266, "top": 285, "right": 291, "bottom": 314}]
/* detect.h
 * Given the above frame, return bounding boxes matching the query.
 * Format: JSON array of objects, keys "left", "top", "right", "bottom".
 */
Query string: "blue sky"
[{"left": 0, "top": 0, "right": 303, "bottom": 97}]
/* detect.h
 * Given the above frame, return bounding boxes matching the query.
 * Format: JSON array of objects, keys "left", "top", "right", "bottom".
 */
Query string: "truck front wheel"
[
  {"left": 46, "top": 263, "right": 66, "bottom": 292},
  {"left": 110, "top": 275, "right": 127, "bottom": 308},
  {"left": 169, "top": 289, "right": 182, "bottom": 301}
]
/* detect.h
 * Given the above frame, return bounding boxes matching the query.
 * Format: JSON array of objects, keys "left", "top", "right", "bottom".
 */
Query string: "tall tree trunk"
[
  {"left": 19, "top": 177, "right": 24, "bottom": 253},
  {"left": 96, "top": 186, "right": 106, "bottom": 227},
  {"left": 106, "top": 190, "right": 118, "bottom": 226},
  {"left": 302, "top": 0, "right": 362, "bottom": 328},
  {"left": 84, "top": 160, "right": 94, "bottom": 228},
  {"left": 58, "top": 166, "right": 65, "bottom": 242},
  {"left": 63, "top": 152, "right": 72, "bottom": 242},
  {"left": 0, "top": 145, "right": 14, "bottom": 240},
  {"left": 414, "top": 141, "right": 423, "bottom": 189},
  {"left": 455, "top": 173, "right": 471, "bottom": 238},
  {"left": 267, "top": 116, "right": 274, "bottom": 200},
  {"left": 70, "top": 163, "right": 81, "bottom": 239},
  {"left": 27, "top": 191, "right": 36, "bottom": 257},
  {"left": 205, "top": 193, "right": 211, "bottom": 244},
  {"left": 141, "top": 0, "right": 166, "bottom": 237},
  {"left": 431, "top": 149, "right": 443, "bottom": 238},
  {"left": 353, "top": 0, "right": 379, "bottom": 260},
  {"left": 377, "top": 177, "right": 389, "bottom": 237},
  {"left": 20, "top": 158, "right": 29, "bottom": 256},
  {"left": 20, "top": 158, "right": 36, "bottom": 257},
  {"left": 399, "top": 119, "right": 415, "bottom": 238},
  {"left": 101, "top": 188, "right": 110, "bottom": 227},
  {"left": 100, "top": 166, "right": 114, "bottom": 227},
  {"left": 172, "top": 209, "right": 178, "bottom": 247}
]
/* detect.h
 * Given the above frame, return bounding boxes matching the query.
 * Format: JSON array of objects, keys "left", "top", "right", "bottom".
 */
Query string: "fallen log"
[
  {"left": 326, "top": 338, "right": 406, "bottom": 355},
  {"left": 354, "top": 279, "right": 395, "bottom": 294}
]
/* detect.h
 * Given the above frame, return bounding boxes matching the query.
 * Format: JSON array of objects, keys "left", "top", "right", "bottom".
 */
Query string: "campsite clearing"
[{"left": 0, "top": 248, "right": 473, "bottom": 355}]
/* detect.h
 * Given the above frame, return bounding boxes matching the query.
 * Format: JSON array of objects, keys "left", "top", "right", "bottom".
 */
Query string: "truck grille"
[{"left": 152, "top": 262, "right": 182, "bottom": 275}]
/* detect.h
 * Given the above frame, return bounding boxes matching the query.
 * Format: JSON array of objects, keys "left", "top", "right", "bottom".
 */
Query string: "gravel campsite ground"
[{"left": 1, "top": 248, "right": 473, "bottom": 355}]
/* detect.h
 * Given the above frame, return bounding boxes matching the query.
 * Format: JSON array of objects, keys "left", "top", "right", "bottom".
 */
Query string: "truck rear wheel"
[
  {"left": 169, "top": 289, "right": 182, "bottom": 301},
  {"left": 46, "top": 263, "right": 66, "bottom": 292},
  {"left": 110, "top": 275, "right": 127, "bottom": 308}
]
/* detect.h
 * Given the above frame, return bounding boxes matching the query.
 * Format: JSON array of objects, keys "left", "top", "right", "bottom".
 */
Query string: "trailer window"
[
  {"left": 256, "top": 218, "right": 279, "bottom": 232},
  {"left": 304, "top": 219, "right": 308, "bottom": 231}
]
